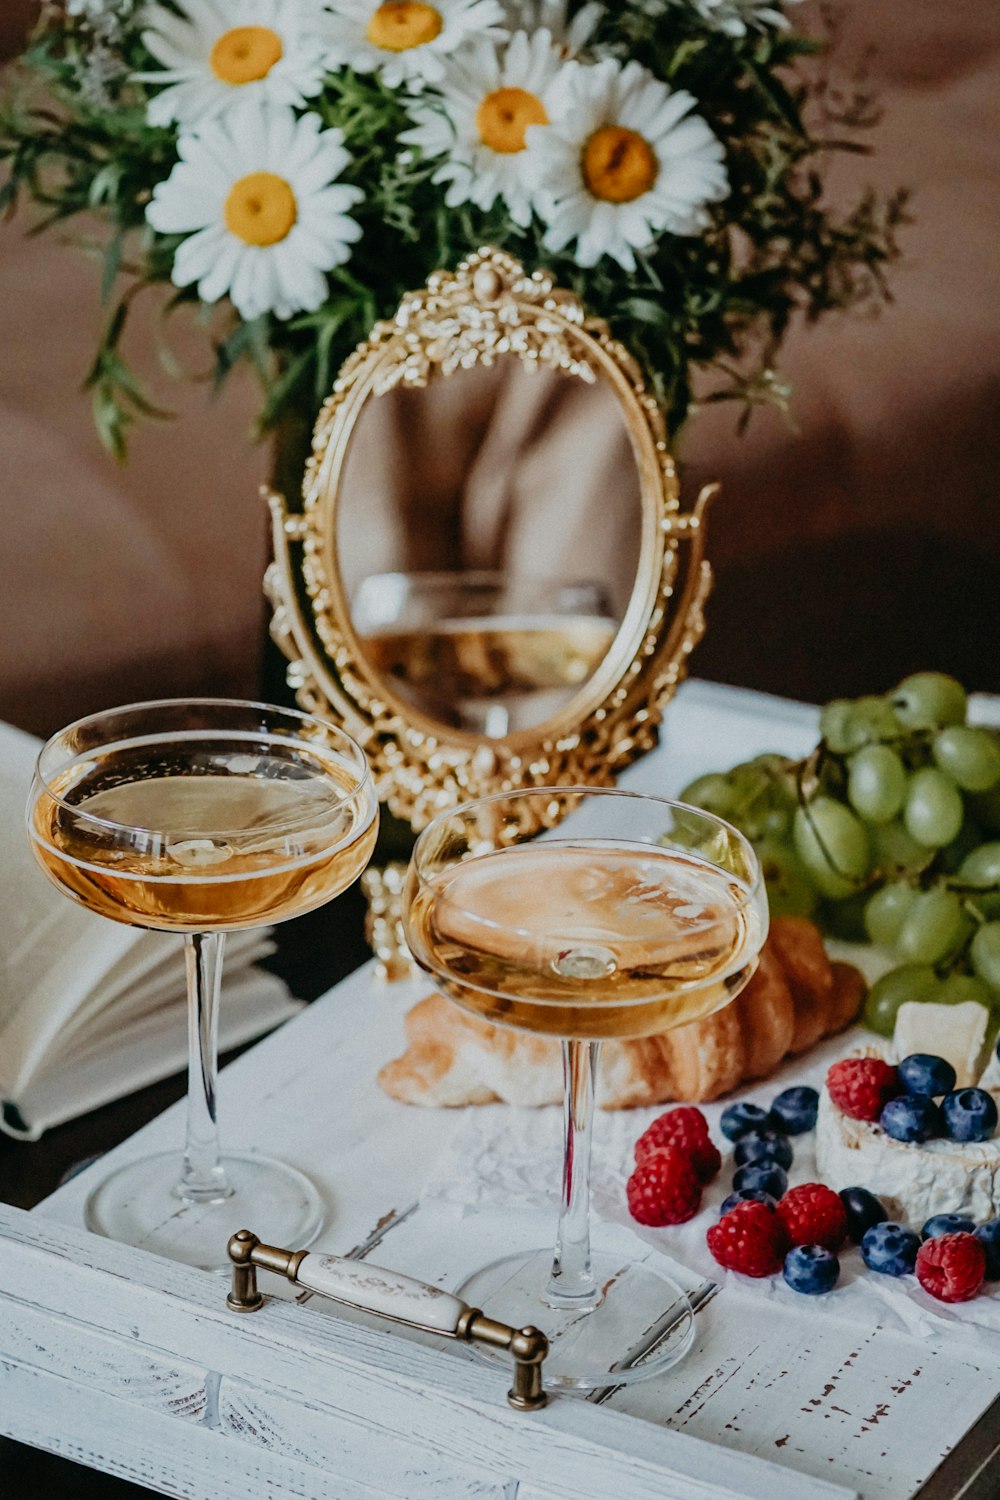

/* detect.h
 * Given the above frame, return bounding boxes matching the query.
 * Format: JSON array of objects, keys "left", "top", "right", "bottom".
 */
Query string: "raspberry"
[
  {"left": 706, "top": 1200, "right": 789, "bottom": 1277},
  {"left": 634, "top": 1107, "right": 720, "bottom": 1182},
  {"left": 776, "top": 1183, "right": 848, "bottom": 1251},
  {"left": 626, "top": 1146, "right": 702, "bottom": 1226},
  {"left": 826, "top": 1057, "right": 899, "bottom": 1123},
  {"left": 915, "top": 1232, "right": 986, "bottom": 1303}
]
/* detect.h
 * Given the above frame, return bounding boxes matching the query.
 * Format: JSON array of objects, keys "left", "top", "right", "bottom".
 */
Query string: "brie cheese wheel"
[{"left": 815, "top": 1043, "right": 1000, "bottom": 1228}]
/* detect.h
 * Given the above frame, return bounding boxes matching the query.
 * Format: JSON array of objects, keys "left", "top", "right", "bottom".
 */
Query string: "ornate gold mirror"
[{"left": 266, "top": 247, "right": 716, "bottom": 832}]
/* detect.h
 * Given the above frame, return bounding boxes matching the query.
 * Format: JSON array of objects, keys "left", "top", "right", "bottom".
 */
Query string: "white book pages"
[
  {"left": 0, "top": 719, "right": 302, "bottom": 1136},
  {"left": 7, "top": 968, "right": 302, "bottom": 1139}
]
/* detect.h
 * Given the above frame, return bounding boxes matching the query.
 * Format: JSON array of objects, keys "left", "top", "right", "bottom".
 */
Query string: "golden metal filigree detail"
[{"left": 265, "top": 246, "right": 717, "bottom": 831}]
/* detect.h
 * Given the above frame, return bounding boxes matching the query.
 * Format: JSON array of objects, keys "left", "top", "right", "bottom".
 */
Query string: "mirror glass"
[{"left": 335, "top": 356, "right": 643, "bottom": 737}]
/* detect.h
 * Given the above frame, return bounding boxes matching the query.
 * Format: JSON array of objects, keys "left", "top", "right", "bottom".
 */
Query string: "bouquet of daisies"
[{"left": 0, "top": 0, "right": 906, "bottom": 455}]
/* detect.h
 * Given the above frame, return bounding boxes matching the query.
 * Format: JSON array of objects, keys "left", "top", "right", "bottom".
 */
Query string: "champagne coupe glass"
[
  {"left": 351, "top": 571, "right": 617, "bottom": 737},
  {"left": 27, "top": 699, "right": 378, "bottom": 1271},
  {"left": 403, "top": 787, "right": 767, "bottom": 1390}
]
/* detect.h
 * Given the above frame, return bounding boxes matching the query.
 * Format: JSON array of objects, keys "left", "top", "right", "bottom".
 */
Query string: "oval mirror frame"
[{"left": 265, "top": 247, "right": 717, "bottom": 830}]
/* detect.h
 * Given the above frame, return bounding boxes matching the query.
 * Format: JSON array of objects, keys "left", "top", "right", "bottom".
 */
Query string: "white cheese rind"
[
  {"left": 892, "top": 1000, "right": 989, "bottom": 1087},
  {"left": 816, "top": 1090, "right": 1000, "bottom": 1225}
]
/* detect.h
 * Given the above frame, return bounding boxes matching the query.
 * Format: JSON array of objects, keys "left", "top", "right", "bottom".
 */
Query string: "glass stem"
[
  {"left": 546, "top": 1038, "right": 600, "bottom": 1308},
  {"left": 177, "top": 931, "right": 232, "bottom": 1203}
]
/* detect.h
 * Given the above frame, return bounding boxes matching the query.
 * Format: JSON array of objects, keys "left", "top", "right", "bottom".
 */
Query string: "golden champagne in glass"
[
  {"left": 28, "top": 700, "right": 378, "bottom": 1270},
  {"left": 403, "top": 788, "right": 767, "bottom": 1391}
]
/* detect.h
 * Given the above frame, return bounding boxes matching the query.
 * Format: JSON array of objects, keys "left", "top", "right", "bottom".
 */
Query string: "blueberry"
[
  {"left": 921, "top": 1212, "right": 975, "bottom": 1241},
  {"left": 733, "top": 1161, "right": 788, "bottom": 1199},
  {"left": 880, "top": 1094, "right": 941, "bottom": 1143},
  {"left": 733, "top": 1130, "right": 794, "bottom": 1171},
  {"left": 839, "top": 1186, "right": 889, "bottom": 1243},
  {"left": 783, "top": 1244, "right": 840, "bottom": 1295},
  {"left": 941, "top": 1088, "right": 999, "bottom": 1143},
  {"left": 770, "top": 1086, "right": 819, "bottom": 1135},
  {"left": 897, "top": 1053, "right": 957, "bottom": 1099},
  {"left": 720, "top": 1101, "right": 772, "bottom": 1142},
  {"left": 974, "top": 1220, "right": 1000, "bottom": 1279},
  {"left": 861, "top": 1221, "right": 921, "bottom": 1277},
  {"left": 719, "top": 1188, "right": 778, "bottom": 1216}
]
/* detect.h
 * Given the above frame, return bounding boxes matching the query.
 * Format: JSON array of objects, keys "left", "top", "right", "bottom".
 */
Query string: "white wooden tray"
[{"left": 2, "top": 682, "right": 999, "bottom": 1499}]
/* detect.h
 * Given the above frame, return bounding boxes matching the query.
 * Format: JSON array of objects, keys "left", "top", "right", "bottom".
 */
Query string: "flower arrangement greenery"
[{"left": 0, "top": 0, "right": 907, "bottom": 457}]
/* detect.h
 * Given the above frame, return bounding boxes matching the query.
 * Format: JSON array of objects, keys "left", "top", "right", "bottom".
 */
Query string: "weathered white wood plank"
[
  {"left": 2, "top": 1295, "right": 207, "bottom": 1419},
  {"left": 608, "top": 1292, "right": 999, "bottom": 1500},
  {"left": 0, "top": 1204, "right": 855, "bottom": 1500},
  {"left": 0, "top": 1355, "right": 395, "bottom": 1500},
  {"left": 217, "top": 1378, "right": 508, "bottom": 1499}
]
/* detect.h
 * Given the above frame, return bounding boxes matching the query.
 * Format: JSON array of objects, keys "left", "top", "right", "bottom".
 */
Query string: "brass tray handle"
[{"left": 226, "top": 1229, "right": 549, "bottom": 1411}]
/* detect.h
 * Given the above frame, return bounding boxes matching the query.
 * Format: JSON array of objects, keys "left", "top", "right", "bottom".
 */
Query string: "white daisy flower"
[
  {"left": 323, "top": 0, "right": 506, "bottom": 90},
  {"left": 679, "top": 0, "right": 803, "bottom": 38},
  {"left": 526, "top": 58, "right": 728, "bottom": 271},
  {"left": 500, "top": 1, "right": 604, "bottom": 58},
  {"left": 136, "top": 0, "right": 335, "bottom": 128},
  {"left": 146, "top": 101, "right": 363, "bottom": 321},
  {"left": 400, "top": 30, "right": 571, "bottom": 227}
]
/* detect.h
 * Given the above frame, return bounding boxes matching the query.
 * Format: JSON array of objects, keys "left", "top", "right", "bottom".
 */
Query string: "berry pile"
[
  {"left": 625, "top": 1069, "right": 1000, "bottom": 1305},
  {"left": 676, "top": 673, "right": 1000, "bottom": 1035},
  {"left": 826, "top": 1053, "right": 998, "bottom": 1144}
]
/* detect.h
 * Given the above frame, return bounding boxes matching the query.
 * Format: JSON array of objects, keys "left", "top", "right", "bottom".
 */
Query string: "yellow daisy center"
[
  {"left": 210, "top": 26, "right": 284, "bottom": 85},
  {"left": 224, "top": 172, "right": 297, "bottom": 246},
  {"left": 365, "top": 2, "right": 443, "bottom": 51},
  {"left": 476, "top": 87, "right": 549, "bottom": 154},
  {"left": 582, "top": 125, "right": 659, "bottom": 204}
]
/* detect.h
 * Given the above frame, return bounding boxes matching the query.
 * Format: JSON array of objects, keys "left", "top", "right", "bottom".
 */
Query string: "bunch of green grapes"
[{"left": 679, "top": 673, "right": 1000, "bottom": 1038}]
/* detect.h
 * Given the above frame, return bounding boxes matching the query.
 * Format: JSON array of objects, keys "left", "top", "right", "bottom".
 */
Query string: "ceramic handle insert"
[{"left": 225, "top": 1228, "right": 548, "bottom": 1411}]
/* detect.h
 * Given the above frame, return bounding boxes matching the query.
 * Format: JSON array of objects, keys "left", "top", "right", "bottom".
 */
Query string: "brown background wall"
[{"left": 1, "top": 1, "right": 998, "bottom": 734}]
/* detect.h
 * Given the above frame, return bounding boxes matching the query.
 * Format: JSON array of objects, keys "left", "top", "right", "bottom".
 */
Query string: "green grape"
[
  {"left": 819, "top": 696, "right": 900, "bottom": 753},
  {"left": 871, "top": 819, "right": 927, "bottom": 874},
  {"left": 933, "top": 725, "right": 1000, "bottom": 793},
  {"left": 864, "top": 881, "right": 918, "bottom": 946},
  {"left": 903, "top": 767, "right": 965, "bottom": 848},
  {"left": 848, "top": 745, "right": 907, "bottom": 824},
  {"left": 750, "top": 753, "right": 795, "bottom": 778},
  {"left": 679, "top": 772, "right": 737, "bottom": 821},
  {"left": 895, "top": 887, "right": 969, "bottom": 964},
  {"left": 762, "top": 805, "right": 792, "bottom": 839},
  {"left": 970, "top": 923, "right": 1000, "bottom": 991},
  {"left": 959, "top": 842, "right": 1000, "bottom": 887},
  {"left": 937, "top": 972, "right": 994, "bottom": 1009},
  {"left": 863, "top": 964, "right": 940, "bottom": 1037},
  {"left": 725, "top": 758, "right": 798, "bottom": 842},
  {"left": 969, "top": 783, "right": 1000, "bottom": 834},
  {"left": 819, "top": 699, "right": 860, "bottom": 755},
  {"left": 793, "top": 797, "right": 870, "bottom": 899},
  {"left": 851, "top": 695, "right": 903, "bottom": 744},
  {"left": 890, "top": 672, "right": 967, "bottom": 729},
  {"left": 754, "top": 838, "right": 818, "bottom": 919}
]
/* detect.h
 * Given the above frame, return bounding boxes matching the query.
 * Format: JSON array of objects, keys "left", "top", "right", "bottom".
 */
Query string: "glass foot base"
[
  {"left": 457, "top": 1248, "right": 694, "bottom": 1392},
  {"left": 84, "top": 1151, "right": 325, "bottom": 1272}
]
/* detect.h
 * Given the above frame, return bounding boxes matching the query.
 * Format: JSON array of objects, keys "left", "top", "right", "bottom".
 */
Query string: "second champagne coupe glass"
[
  {"left": 403, "top": 787, "right": 767, "bottom": 1390},
  {"left": 28, "top": 699, "right": 378, "bottom": 1270}
]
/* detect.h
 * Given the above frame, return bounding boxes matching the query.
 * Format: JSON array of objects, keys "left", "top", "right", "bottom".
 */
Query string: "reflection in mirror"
[
  {"left": 335, "top": 356, "right": 643, "bottom": 737},
  {"left": 352, "top": 572, "right": 617, "bottom": 737}
]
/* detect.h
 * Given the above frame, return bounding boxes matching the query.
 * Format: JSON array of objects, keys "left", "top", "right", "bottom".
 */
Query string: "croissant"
[{"left": 379, "top": 916, "right": 865, "bottom": 1109}]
